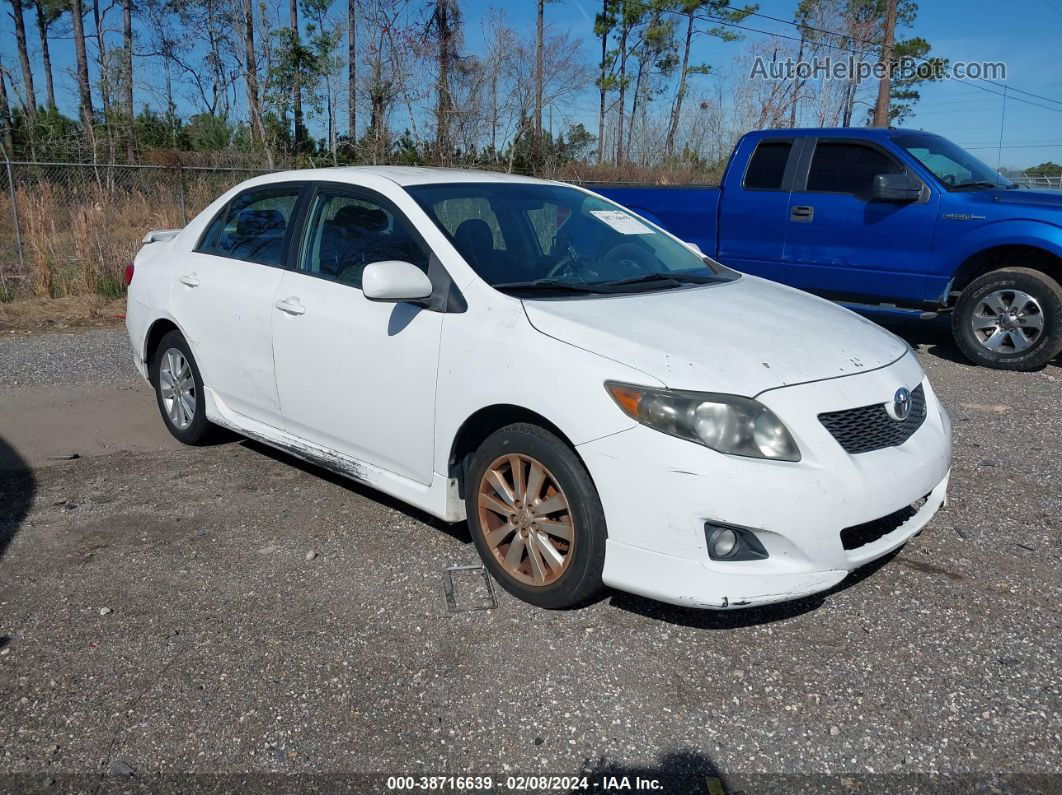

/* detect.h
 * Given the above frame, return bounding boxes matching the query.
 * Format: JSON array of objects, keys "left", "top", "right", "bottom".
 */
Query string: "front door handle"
[
  {"left": 274, "top": 297, "right": 306, "bottom": 316},
  {"left": 790, "top": 205, "right": 814, "bottom": 222},
  {"left": 178, "top": 273, "right": 200, "bottom": 287}
]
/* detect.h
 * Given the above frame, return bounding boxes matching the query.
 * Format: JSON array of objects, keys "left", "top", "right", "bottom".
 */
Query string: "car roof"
[
  {"left": 257, "top": 165, "right": 551, "bottom": 188},
  {"left": 748, "top": 127, "right": 929, "bottom": 139}
]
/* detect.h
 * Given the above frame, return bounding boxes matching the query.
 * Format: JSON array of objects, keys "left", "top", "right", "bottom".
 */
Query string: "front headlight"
[{"left": 605, "top": 381, "right": 801, "bottom": 462}]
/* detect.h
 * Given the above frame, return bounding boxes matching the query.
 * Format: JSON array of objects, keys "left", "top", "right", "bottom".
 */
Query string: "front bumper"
[
  {"left": 598, "top": 471, "right": 948, "bottom": 609},
  {"left": 578, "top": 353, "right": 952, "bottom": 610}
]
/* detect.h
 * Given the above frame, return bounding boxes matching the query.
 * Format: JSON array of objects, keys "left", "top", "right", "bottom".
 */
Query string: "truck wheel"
[
  {"left": 952, "top": 267, "right": 1062, "bottom": 371},
  {"left": 465, "top": 423, "right": 607, "bottom": 609}
]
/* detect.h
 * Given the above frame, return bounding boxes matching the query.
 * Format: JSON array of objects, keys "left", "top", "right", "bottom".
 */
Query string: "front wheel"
[
  {"left": 951, "top": 267, "right": 1062, "bottom": 370},
  {"left": 465, "top": 423, "right": 607, "bottom": 609}
]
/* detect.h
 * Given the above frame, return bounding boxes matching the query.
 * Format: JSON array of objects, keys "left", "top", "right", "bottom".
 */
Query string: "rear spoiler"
[{"left": 142, "top": 228, "right": 182, "bottom": 244}]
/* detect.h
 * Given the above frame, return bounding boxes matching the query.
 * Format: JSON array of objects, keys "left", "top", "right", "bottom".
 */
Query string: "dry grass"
[
  {"left": 0, "top": 164, "right": 718, "bottom": 308},
  {"left": 0, "top": 294, "right": 126, "bottom": 333},
  {"left": 0, "top": 171, "right": 253, "bottom": 304},
  {"left": 14, "top": 181, "right": 185, "bottom": 302},
  {"left": 552, "top": 161, "right": 723, "bottom": 185}
]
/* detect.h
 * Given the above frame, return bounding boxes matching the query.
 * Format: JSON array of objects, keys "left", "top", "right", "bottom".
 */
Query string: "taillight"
[{"left": 123, "top": 263, "right": 135, "bottom": 286}]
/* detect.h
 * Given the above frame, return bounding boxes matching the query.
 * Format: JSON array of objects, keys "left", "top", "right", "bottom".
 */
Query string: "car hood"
[{"left": 523, "top": 276, "right": 908, "bottom": 396}]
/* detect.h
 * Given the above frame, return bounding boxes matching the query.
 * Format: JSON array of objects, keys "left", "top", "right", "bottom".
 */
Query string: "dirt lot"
[
  {"left": 0, "top": 320, "right": 1059, "bottom": 793},
  {"left": 0, "top": 297, "right": 127, "bottom": 335}
]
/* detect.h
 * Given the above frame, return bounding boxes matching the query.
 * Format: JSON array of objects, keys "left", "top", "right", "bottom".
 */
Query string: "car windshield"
[
  {"left": 894, "top": 133, "right": 1015, "bottom": 190},
  {"left": 405, "top": 182, "right": 737, "bottom": 296}
]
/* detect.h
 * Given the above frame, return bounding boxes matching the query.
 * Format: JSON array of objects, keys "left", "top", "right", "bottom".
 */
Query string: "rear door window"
[
  {"left": 743, "top": 140, "right": 793, "bottom": 190},
  {"left": 805, "top": 142, "right": 903, "bottom": 198},
  {"left": 196, "top": 186, "right": 301, "bottom": 266}
]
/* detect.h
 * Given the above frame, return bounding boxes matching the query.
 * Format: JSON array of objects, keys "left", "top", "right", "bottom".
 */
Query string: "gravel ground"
[
  {"left": 0, "top": 322, "right": 1059, "bottom": 794},
  {"left": 0, "top": 328, "right": 141, "bottom": 391}
]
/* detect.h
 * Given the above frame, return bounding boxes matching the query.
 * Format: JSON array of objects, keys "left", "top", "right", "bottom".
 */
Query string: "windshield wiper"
[
  {"left": 493, "top": 272, "right": 715, "bottom": 296},
  {"left": 595, "top": 272, "right": 712, "bottom": 290},
  {"left": 952, "top": 180, "right": 1006, "bottom": 191},
  {"left": 491, "top": 279, "right": 603, "bottom": 294}
]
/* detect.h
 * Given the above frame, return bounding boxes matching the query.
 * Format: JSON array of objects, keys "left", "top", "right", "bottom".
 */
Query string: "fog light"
[
  {"left": 704, "top": 521, "right": 769, "bottom": 561},
  {"left": 708, "top": 527, "right": 738, "bottom": 558}
]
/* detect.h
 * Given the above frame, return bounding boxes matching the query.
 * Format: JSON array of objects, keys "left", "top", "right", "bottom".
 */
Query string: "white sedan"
[{"left": 125, "top": 167, "right": 951, "bottom": 610}]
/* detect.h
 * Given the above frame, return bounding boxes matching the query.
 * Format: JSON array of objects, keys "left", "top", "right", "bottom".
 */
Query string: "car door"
[
  {"left": 716, "top": 137, "right": 798, "bottom": 281},
  {"left": 782, "top": 138, "right": 938, "bottom": 301},
  {"left": 172, "top": 183, "right": 304, "bottom": 427},
  {"left": 270, "top": 184, "right": 443, "bottom": 485}
]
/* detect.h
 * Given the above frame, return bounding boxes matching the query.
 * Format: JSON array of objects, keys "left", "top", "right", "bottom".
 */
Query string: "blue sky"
[
  {"left": 2, "top": 0, "right": 1060, "bottom": 170},
  {"left": 476, "top": 0, "right": 1062, "bottom": 171}
]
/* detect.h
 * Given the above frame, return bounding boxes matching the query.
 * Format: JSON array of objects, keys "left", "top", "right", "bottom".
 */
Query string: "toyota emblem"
[{"left": 889, "top": 387, "right": 912, "bottom": 421}]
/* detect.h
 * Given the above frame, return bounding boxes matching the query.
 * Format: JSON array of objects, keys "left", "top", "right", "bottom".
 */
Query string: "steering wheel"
[
  {"left": 543, "top": 250, "right": 600, "bottom": 282},
  {"left": 599, "top": 242, "right": 656, "bottom": 276}
]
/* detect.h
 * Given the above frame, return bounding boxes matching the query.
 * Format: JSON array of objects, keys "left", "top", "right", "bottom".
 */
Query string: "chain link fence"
[
  {"left": 1011, "top": 175, "right": 1062, "bottom": 191},
  {"left": 0, "top": 161, "right": 271, "bottom": 301}
]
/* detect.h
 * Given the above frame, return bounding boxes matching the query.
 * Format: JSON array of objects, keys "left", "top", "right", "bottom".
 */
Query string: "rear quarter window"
[{"left": 743, "top": 140, "right": 793, "bottom": 190}]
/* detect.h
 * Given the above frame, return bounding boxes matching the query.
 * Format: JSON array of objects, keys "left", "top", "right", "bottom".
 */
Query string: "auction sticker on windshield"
[{"left": 590, "top": 209, "right": 653, "bottom": 235}]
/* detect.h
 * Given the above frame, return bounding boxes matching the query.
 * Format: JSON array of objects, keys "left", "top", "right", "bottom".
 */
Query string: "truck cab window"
[
  {"left": 743, "top": 141, "right": 793, "bottom": 190},
  {"left": 806, "top": 142, "right": 902, "bottom": 198}
]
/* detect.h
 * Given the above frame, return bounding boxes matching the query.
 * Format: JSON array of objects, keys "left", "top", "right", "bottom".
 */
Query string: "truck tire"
[{"left": 952, "top": 267, "right": 1062, "bottom": 371}]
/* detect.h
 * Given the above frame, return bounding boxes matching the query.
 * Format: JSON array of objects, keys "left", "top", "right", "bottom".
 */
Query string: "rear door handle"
[
  {"left": 274, "top": 297, "right": 306, "bottom": 316},
  {"left": 790, "top": 205, "right": 814, "bottom": 222},
  {"left": 178, "top": 273, "right": 200, "bottom": 287}
]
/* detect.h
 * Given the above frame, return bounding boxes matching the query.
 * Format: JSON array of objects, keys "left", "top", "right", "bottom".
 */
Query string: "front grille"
[
  {"left": 840, "top": 495, "right": 929, "bottom": 551},
  {"left": 819, "top": 384, "right": 926, "bottom": 455}
]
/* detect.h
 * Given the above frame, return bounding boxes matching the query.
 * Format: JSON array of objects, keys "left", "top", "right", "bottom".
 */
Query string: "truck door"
[
  {"left": 717, "top": 137, "right": 798, "bottom": 281},
  {"left": 782, "top": 137, "right": 938, "bottom": 302}
]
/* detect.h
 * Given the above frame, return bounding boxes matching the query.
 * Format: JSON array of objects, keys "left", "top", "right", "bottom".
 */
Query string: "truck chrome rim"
[
  {"left": 970, "top": 289, "right": 1044, "bottom": 353},
  {"left": 477, "top": 454, "right": 574, "bottom": 586},
  {"left": 159, "top": 348, "right": 196, "bottom": 430}
]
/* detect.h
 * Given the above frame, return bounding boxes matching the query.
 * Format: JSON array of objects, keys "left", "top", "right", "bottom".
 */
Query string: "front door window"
[{"left": 300, "top": 192, "right": 430, "bottom": 287}]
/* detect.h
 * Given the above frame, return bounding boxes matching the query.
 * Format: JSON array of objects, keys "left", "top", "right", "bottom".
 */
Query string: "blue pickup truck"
[{"left": 597, "top": 128, "right": 1062, "bottom": 371}]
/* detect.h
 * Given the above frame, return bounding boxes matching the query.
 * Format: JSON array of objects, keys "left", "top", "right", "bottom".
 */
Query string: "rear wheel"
[
  {"left": 465, "top": 423, "right": 607, "bottom": 609},
  {"left": 152, "top": 330, "right": 215, "bottom": 445},
  {"left": 952, "top": 267, "right": 1062, "bottom": 370}
]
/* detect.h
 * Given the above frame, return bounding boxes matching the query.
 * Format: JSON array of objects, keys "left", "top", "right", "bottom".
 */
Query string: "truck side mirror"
[{"left": 872, "top": 173, "right": 922, "bottom": 202}]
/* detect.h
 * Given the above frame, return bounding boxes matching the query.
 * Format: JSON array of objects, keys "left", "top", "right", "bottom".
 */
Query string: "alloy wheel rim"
[
  {"left": 970, "top": 289, "right": 1044, "bottom": 353},
  {"left": 476, "top": 453, "right": 575, "bottom": 587},
  {"left": 159, "top": 347, "right": 196, "bottom": 430}
]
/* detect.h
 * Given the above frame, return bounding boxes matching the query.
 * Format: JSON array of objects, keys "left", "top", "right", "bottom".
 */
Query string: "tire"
[
  {"left": 465, "top": 423, "right": 607, "bottom": 609},
  {"left": 151, "top": 330, "right": 215, "bottom": 445},
  {"left": 951, "top": 267, "right": 1062, "bottom": 371}
]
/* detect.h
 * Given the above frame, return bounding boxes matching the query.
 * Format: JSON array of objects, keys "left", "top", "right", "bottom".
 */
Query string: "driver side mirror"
[
  {"left": 872, "top": 173, "right": 922, "bottom": 202},
  {"left": 361, "top": 260, "right": 433, "bottom": 302}
]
